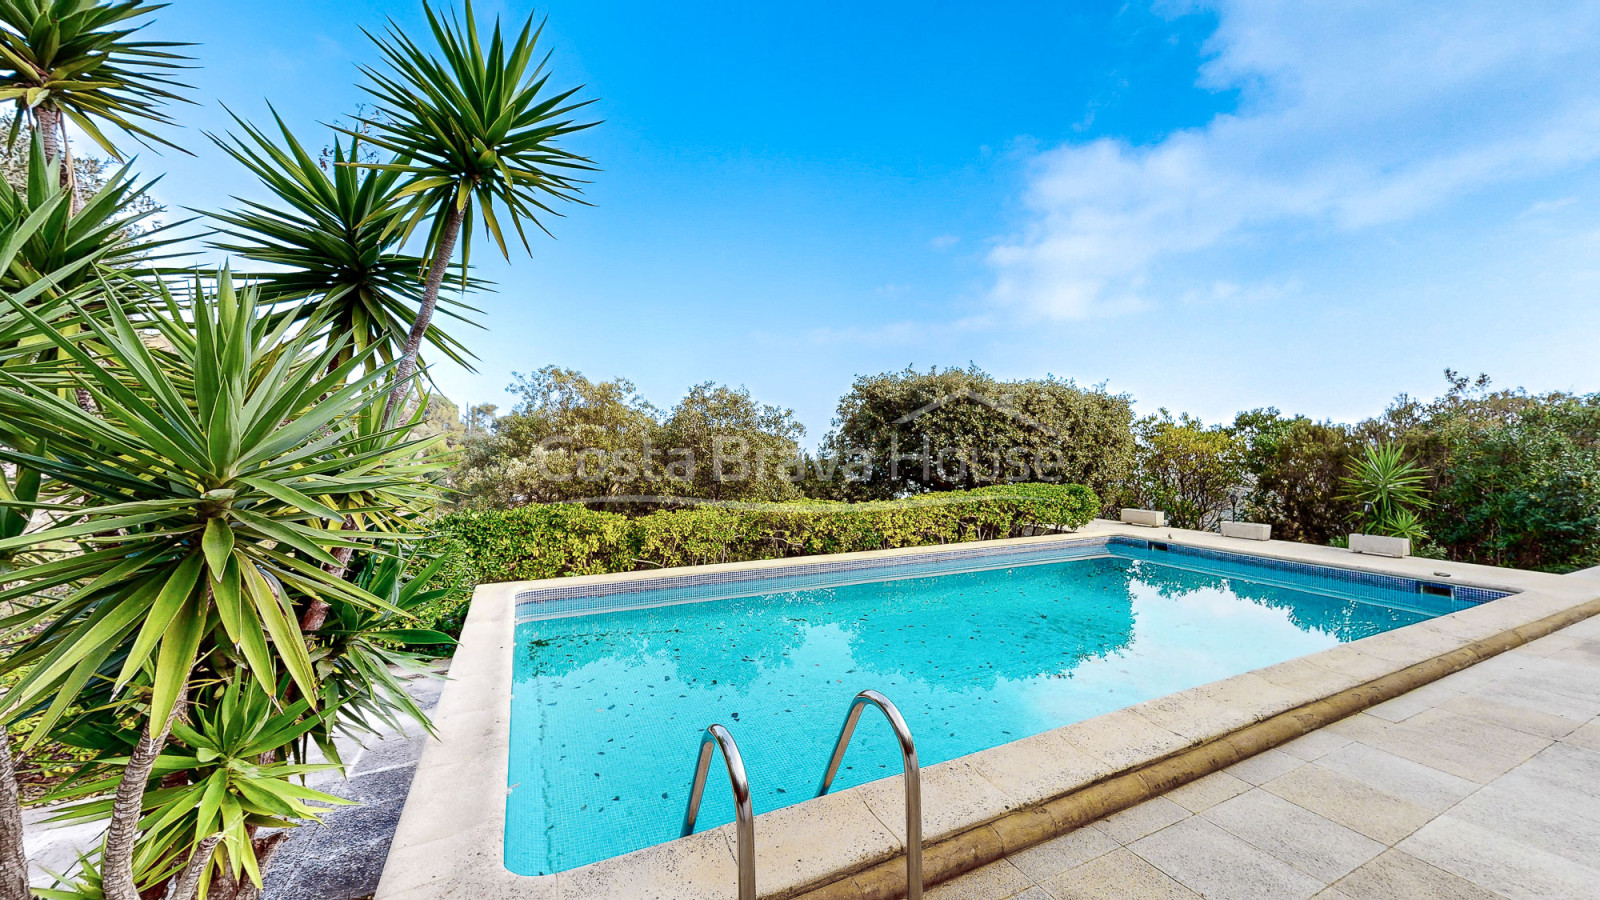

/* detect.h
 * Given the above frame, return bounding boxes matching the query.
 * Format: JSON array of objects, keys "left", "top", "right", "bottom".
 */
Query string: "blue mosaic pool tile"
[
  {"left": 512, "top": 534, "right": 1513, "bottom": 622},
  {"left": 1111, "top": 538, "right": 1506, "bottom": 616},
  {"left": 514, "top": 538, "right": 1117, "bottom": 620}
]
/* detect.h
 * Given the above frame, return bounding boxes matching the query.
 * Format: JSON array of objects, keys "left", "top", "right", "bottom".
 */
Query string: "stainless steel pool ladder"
[
  {"left": 817, "top": 690, "right": 924, "bottom": 900},
  {"left": 680, "top": 724, "right": 756, "bottom": 900},
  {"left": 680, "top": 691, "right": 924, "bottom": 900}
]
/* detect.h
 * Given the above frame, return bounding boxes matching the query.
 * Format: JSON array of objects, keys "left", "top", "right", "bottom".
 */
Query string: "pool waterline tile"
[{"left": 512, "top": 536, "right": 1510, "bottom": 623}]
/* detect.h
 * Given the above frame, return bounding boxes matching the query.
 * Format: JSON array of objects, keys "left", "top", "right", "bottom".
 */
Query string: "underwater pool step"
[{"left": 679, "top": 689, "right": 928, "bottom": 900}]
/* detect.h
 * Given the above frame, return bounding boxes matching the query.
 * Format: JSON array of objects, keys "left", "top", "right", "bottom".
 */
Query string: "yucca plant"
[
  {"left": 0, "top": 271, "right": 439, "bottom": 899},
  {"left": 46, "top": 679, "right": 349, "bottom": 899},
  {"left": 0, "top": 196, "right": 105, "bottom": 900},
  {"left": 0, "top": 0, "right": 192, "bottom": 192},
  {"left": 312, "top": 545, "right": 452, "bottom": 746},
  {"left": 206, "top": 107, "right": 482, "bottom": 375},
  {"left": 342, "top": 0, "right": 597, "bottom": 420},
  {"left": 1341, "top": 440, "right": 1432, "bottom": 538},
  {"left": 0, "top": 186, "right": 85, "bottom": 362},
  {"left": 0, "top": 131, "right": 178, "bottom": 300},
  {"left": 1374, "top": 505, "right": 1429, "bottom": 542}
]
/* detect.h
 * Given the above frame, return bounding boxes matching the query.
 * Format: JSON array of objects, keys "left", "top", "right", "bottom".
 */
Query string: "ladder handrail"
[
  {"left": 816, "top": 690, "right": 923, "bottom": 900},
  {"left": 680, "top": 723, "right": 756, "bottom": 900}
]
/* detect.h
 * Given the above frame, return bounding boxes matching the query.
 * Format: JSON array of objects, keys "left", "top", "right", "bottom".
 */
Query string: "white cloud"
[{"left": 988, "top": 0, "right": 1600, "bottom": 320}]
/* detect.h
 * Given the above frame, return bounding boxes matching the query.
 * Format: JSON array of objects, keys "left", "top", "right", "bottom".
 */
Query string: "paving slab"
[
  {"left": 1329, "top": 849, "right": 1503, "bottom": 900},
  {"left": 1001, "top": 827, "right": 1117, "bottom": 883},
  {"left": 1435, "top": 692, "right": 1584, "bottom": 739},
  {"left": 1398, "top": 814, "right": 1600, "bottom": 900},
  {"left": 1129, "top": 816, "right": 1326, "bottom": 900},
  {"left": 1222, "top": 747, "right": 1304, "bottom": 785},
  {"left": 1260, "top": 763, "right": 1433, "bottom": 844},
  {"left": 1309, "top": 743, "right": 1479, "bottom": 813},
  {"left": 1038, "top": 848, "right": 1199, "bottom": 900},
  {"left": 923, "top": 859, "right": 1032, "bottom": 900},
  {"left": 1566, "top": 721, "right": 1600, "bottom": 753},
  {"left": 1090, "top": 796, "right": 1188, "bottom": 844},
  {"left": 1275, "top": 729, "right": 1353, "bottom": 762},
  {"left": 1163, "top": 770, "right": 1252, "bottom": 813},
  {"left": 1201, "top": 790, "right": 1384, "bottom": 883}
]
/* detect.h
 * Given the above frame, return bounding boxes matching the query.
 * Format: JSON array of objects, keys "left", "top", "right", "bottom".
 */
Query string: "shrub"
[
  {"left": 1232, "top": 410, "right": 1356, "bottom": 545},
  {"left": 1362, "top": 373, "right": 1600, "bottom": 572},
  {"left": 1128, "top": 411, "right": 1243, "bottom": 531},
  {"left": 447, "top": 368, "right": 807, "bottom": 509},
  {"left": 825, "top": 366, "right": 1135, "bottom": 506},
  {"left": 416, "top": 483, "right": 1099, "bottom": 637},
  {"left": 1422, "top": 397, "right": 1600, "bottom": 571},
  {"left": 408, "top": 504, "right": 632, "bottom": 637}
]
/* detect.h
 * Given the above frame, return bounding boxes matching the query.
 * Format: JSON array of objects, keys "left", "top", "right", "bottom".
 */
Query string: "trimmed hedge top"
[{"left": 414, "top": 483, "right": 1099, "bottom": 637}]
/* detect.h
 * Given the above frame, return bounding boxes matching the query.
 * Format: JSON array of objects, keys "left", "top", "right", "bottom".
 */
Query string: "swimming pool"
[{"left": 504, "top": 537, "right": 1506, "bottom": 875}]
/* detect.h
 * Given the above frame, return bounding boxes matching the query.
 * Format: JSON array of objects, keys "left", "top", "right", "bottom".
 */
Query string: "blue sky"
[{"left": 143, "top": 1, "right": 1600, "bottom": 443}]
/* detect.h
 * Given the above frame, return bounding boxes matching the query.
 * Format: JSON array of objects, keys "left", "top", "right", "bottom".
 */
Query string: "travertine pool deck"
[
  {"left": 925, "top": 605, "right": 1600, "bottom": 900},
  {"left": 377, "top": 522, "right": 1600, "bottom": 900}
]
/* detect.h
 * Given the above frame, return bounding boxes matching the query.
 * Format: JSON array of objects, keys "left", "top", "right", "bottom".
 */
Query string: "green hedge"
[{"left": 413, "top": 482, "right": 1098, "bottom": 639}]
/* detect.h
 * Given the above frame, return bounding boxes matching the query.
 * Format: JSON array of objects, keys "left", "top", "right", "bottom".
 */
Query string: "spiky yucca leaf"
[
  {"left": 47, "top": 678, "right": 349, "bottom": 892},
  {"left": 313, "top": 543, "right": 451, "bottom": 746},
  {"left": 0, "top": 130, "right": 182, "bottom": 298},
  {"left": 0, "top": 185, "right": 80, "bottom": 366}
]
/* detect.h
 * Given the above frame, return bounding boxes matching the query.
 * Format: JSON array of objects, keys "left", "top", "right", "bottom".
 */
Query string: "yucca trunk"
[
  {"left": 382, "top": 202, "right": 464, "bottom": 427},
  {"left": 28, "top": 108, "right": 78, "bottom": 210},
  {"left": 0, "top": 565, "right": 30, "bottom": 900},
  {"left": 32, "top": 108, "right": 62, "bottom": 172},
  {"left": 164, "top": 835, "right": 218, "bottom": 900},
  {"left": 301, "top": 514, "right": 359, "bottom": 631},
  {"left": 102, "top": 693, "right": 187, "bottom": 900},
  {"left": 59, "top": 131, "right": 81, "bottom": 214},
  {"left": 0, "top": 737, "right": 28, "bottom": 900}
]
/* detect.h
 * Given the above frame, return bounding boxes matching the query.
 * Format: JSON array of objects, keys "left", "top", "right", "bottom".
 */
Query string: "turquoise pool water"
[{"left": 504, "top": 543, "right": 1484, "bottom": 874}]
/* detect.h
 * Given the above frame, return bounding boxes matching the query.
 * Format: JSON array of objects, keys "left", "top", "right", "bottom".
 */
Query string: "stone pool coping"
[{"left": 374, "top": 521, "right": 1600, "bottom": 900}]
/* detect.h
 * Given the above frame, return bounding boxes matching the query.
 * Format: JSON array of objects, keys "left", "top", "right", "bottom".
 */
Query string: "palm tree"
[
  {"left": 0, "top": 0, "right": 193, "bottom": 201},
  {"left": 341, "top": 0, "right": 598, "bottom": 422},
  {"left": 206, "top": 107, "right": 483, "bottom": 376}
]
